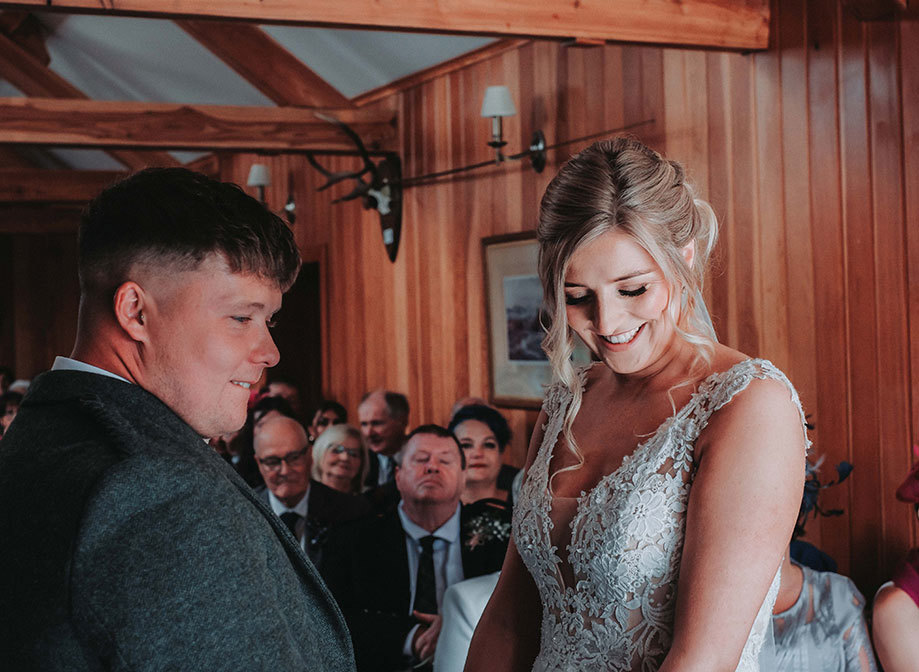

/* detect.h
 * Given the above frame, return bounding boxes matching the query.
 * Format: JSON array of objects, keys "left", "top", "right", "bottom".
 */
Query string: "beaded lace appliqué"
[{"left": 512, "top": 359, "right": 809, "bottom": 672}]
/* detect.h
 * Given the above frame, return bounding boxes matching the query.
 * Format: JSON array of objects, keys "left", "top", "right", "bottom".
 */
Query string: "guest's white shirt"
[
  {"left": 267, "top": 488, "right": 309, "bottom": 552},
  {"left": 398, "top": 501, "right": 464, "bottom": 657},
  {"left": 52, "top": 356, "right": 131, "bottom": 384}
]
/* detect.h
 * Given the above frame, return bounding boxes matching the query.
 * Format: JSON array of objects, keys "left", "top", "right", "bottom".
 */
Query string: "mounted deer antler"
[{"left": 306, "top": 113, "right": 403, "bottom": 262}]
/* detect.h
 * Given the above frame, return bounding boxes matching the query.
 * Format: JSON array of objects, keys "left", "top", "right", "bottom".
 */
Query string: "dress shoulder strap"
[{"left": 688, "top": 358, "right": 812, "bottom": 455}]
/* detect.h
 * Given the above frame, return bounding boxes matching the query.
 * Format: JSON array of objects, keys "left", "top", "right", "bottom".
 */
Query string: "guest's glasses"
[
  {"left": 256, "top": 447, "right": 308, "bottom": 471},
  {"left": 329, "top": 445, "right": 361, "bottom": 458}
]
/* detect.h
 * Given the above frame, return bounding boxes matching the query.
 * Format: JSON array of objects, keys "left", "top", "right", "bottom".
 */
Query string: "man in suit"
[
  {"left": 359, "top": 389, "right": 409, "bottom": 489},
  {"left": 0, "top": 168, "right": 355, "bottom": 671},
  {"left": 254, "top": 413, "right": 370, "bottom": 565},
  {"left": 321, "top": 425, "right": 508, "bottom": 672}
]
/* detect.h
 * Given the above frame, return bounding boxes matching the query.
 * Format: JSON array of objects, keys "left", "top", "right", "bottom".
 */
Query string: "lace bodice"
[{"left": 513, "top": 359, "right": 808, "bottom": 672}]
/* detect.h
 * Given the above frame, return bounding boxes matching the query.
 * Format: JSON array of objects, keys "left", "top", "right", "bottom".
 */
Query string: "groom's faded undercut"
[{"left": 78, "top": 167, "right": 300, "bottom": 303}]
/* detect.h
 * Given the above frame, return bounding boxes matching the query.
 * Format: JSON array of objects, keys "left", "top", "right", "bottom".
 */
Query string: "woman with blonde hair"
[
  {"left": 466, "top": 138, "right": 808, "bottom": 671},
  {"left": 312, "top": 423, "right": 368, "bottom": 495}
]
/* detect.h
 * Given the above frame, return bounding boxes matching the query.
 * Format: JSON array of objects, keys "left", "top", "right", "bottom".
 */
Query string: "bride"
[{"left": 465, "top": 138, "right": 808, "bottom": 671}]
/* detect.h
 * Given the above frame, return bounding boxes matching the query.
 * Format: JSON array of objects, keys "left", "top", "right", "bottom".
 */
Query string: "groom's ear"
[{"left": 112, "top": 281, "right": 148, "bottom": 343}]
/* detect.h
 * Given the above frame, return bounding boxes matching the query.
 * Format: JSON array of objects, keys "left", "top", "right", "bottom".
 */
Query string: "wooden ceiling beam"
[
  {"left": 0, "top": 97, "right": 396, "bottom": 152},
  {"left": 0, "top": 30, "right": 180, "bottom": 169},
  {"left": 0, "top": 0, "right": 771, "bottom": 50},
  {"left": 0, "top": 10, "right": 49, "bottom": 64},
  {"left": 176, "top": 20, "right": 351, "bottom": 108},
  {"left": 0, "top": 168, "right": 124, "bottom": 203}
]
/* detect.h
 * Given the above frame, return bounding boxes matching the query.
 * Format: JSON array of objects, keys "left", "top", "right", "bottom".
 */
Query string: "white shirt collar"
[
  {"left": 52, "top": 356, "right": 132, "bottom": 385},
  {"left": 398, "top": 501, "right": 462, "bottom": 544},
  {"left": 267, "top": 488, "right": 309, "bottom": 518}
]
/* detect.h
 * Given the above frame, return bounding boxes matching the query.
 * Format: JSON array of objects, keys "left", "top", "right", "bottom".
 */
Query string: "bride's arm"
[
  {"left": 659, "top": 376, "right": 806, "bottom": 672},
  {"left": 463, "top": 410, "right": 547, "bottom": 672}
]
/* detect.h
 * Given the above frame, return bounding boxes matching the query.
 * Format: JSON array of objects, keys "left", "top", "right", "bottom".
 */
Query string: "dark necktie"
[
  {"left": 280, "top": 511, "right": 302, "bottom": 540},
  {"left": 413, "top": 535, "right": 438, "bottom": 614}
]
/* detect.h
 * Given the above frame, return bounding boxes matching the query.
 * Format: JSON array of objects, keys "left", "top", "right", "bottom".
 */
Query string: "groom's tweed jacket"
[{"left": 0, "top": 370, "right": 355, "bottom": 672}]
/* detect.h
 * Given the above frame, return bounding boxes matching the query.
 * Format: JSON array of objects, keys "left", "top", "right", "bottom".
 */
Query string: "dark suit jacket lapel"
[{"left": 378, "top": 510, "right": 412, "bottom": 615}]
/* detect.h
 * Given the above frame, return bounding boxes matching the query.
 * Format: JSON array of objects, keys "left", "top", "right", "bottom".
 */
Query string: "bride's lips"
[{"left": 597, "top": 323, "right": 645, "bottom": 351}]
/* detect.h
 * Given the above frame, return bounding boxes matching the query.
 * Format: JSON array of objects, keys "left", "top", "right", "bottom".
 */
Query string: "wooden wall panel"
[
  {"left": 903, "top": 22, "right": 919, "bottom": 552},
  {"left": 211, "top": 0, "right": 917, "bottom": 595}
]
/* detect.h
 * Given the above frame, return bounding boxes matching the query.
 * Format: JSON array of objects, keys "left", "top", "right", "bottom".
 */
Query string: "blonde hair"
[
  {"left": 538, "top": 138, "right": 718, "bottom": 478},
  {"left": 311, "top": 424, "right": 368, "bottom": 493}
]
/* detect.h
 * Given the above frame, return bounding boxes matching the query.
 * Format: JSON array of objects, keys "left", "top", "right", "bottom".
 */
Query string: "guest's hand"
[{"left": 411, "top": 611, "right": 442, "bottom": 661}]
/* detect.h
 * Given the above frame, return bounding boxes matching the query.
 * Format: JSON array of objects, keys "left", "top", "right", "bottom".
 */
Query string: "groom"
[{"left": 0, "top": 168, "right": 355, "bottom": 671}]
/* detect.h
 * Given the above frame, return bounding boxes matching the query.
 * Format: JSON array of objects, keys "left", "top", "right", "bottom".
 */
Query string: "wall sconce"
[
  {"left": 481, "top": 85, "right": 517, "bottom": 163},
  {"left": 247, "top": 163, "right": 271, "bottom": 204}
]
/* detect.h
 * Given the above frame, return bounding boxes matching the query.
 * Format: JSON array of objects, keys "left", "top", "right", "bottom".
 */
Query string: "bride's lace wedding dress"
[{"left": 513, "top": 359, "right": 808, "bottom": 672}]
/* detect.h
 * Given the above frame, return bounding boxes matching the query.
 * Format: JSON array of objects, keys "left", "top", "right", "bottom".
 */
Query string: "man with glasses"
[{"left": 255, "top": 414, "right": 369, "bottom": 565}]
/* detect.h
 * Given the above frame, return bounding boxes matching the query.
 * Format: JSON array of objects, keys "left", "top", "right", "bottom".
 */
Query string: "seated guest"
[
  {"left": 229, "top": 394, "right": 299, "bottom": 487},
  {"left": 448, "top": 398, "right": 519, "bottom": 495},
  {"left": 448, "top": 404, "right": 514, "bottom": 505},
  {"left": 771, "top": 458, "right": 876, "bottom": 671},
  {"left": 772, "top": 550, "right": 876, "bottom": 671},
  {"left": 309, "top": 399, "right": 348, "bottom": 443},
  {"left": 359, "top": 389, "right": 409, "bottom": 488},
  {"left": 873, "top": 448, "right": 919, "bottom": 672},
  {"left": 0, "top": 390, "right": 22, "bottom": 437},
  {"left": 313, "top": 423, "right": 367, "bottom": 494},
  {"left": 433, "top": 572, "right": 500, "bottom": 672},
  {"left": 255, "top": 414, "right": 369, "bottom": 566},
  {"left": 320, "top": 425, "right": 508, "bottom": 672}
]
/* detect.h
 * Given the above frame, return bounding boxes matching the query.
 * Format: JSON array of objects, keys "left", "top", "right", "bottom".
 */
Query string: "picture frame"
[{"left": 482, "top": 231, "right": 590, "bottom": 409}]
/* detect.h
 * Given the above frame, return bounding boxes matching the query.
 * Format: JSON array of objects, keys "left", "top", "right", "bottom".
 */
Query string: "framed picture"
[{"left": 483, "top": 231, "right": 590, "bottom": 409}]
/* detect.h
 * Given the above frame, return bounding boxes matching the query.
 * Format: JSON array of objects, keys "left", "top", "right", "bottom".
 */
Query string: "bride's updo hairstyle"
[{"left": 538, "top": 138, "right": 718, "bottom": 467}]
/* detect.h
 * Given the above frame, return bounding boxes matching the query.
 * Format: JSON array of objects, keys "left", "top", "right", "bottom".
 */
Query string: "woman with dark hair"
[
  {"left": 466, "top": 138, "right": 808, "bottom": 672},
  {"left": 449, "top": 404, "right": 513, "bottom": 505}
]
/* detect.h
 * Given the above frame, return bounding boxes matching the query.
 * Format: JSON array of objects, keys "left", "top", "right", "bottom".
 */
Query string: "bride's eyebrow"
[
  {"left": 613, "top": 269, "right": 654, "bottom": 282},
  {"left": 564, "top": 269, "right": 654, "bottom": 287}
]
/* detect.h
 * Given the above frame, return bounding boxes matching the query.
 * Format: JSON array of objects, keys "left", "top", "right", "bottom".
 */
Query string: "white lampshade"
[
  {"left": 480, "top": 86, "right": 517, "bottom": 118},
  {"left": 247, "top": 163, "right": 271, "bottom": 188}
]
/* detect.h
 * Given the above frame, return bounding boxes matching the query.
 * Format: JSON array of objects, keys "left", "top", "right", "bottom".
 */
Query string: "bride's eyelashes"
[
  {"left": 565, "top": 293, "right": 591, "bottom": 306},
  {"left": 564, "top": 285, "right": 648, "bottom": 305}
]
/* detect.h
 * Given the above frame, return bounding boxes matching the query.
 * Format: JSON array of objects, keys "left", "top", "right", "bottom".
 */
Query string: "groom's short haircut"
[{"left": 78, "top": 167, "right": 300, "bottom": 303}]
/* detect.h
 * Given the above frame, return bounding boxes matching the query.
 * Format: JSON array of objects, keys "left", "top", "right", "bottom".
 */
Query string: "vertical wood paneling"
[
  {"left": 838, "top": 6, "right": 881, "bottom": 587},
  {"left": 902, "top": 21, "right": 919, "bottom": 555},
  {"left": 867, "top": 19, "right": 913, "bottom": 574},
  {"left": 805, "top": 0, "right": 854, "bottom": 575}
]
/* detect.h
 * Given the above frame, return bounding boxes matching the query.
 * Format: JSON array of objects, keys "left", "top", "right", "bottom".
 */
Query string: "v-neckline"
[
  {"left": 542, "top": 358, "right": 762, "bottom": 518},
  {"left": 537, "top": 359, "right": 757, "bottom": 595},
  {"left": 544, "top": 361, "right": 750, "bottom": 502}
]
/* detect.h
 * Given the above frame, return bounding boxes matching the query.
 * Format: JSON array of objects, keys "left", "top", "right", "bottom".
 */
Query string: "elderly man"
[
  {"left": 254, "top": 414, "right": 369, "bottom": 565},
  {"left": 0, "top": 168, "right": 354, "bottom": 671},
  {"left": 358, "top": 389, "right": 409, "bottom": 488},
  {"left": 320, "top": 425, "right": 508, "bottom": 672}
]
